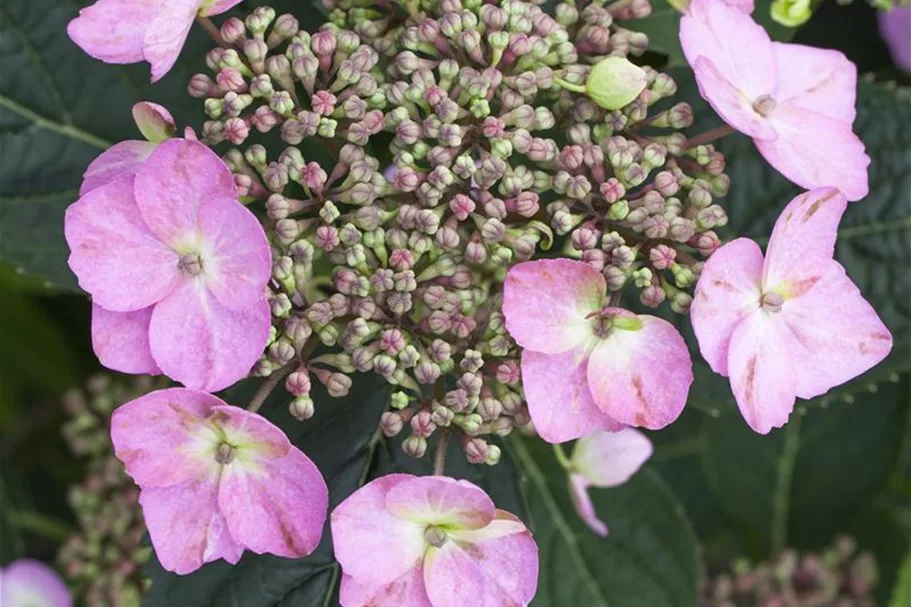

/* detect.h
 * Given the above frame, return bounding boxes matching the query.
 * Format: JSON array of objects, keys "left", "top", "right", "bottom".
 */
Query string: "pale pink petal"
[
  {"left": 691, "top": 238, "right": 764, "bottom": 375},
  {"left": 571, "top": 428, "right": 653, "bottom": 488},
  {"left": 140, "top": 473, "right": 244, "bottom": 574},
  {"left": 339, "top": 569, "right": 433, "bottom": 607},
  {"left": 149, "top": 282, "right": 269, "bottom": 391},
  {"left": 771, "top": 43, "right": 857, "bottom": 123},
  {"left": 134, "top": 139, "right": 237, "bottom": 246},
  {"left": 762, "top": 188, "right": 847, "bottom": 296},
  {"left": 587, "top": 316, "right": 693, "bottom": 429},
  {"left": 331, "top": 474, "right": 428, "bottom": 588},
  {"left": 758, "top": 107, "right": 870, "bottom": 201},
  {"left": 142, "top": 0, "right": 199, "bottom": 82},
  {"left": 219, "top": 445, "right": 328, "bottom": 559},
  {"left": 133, "top": 102, "right": 177, "bottom": 143},
  {"left": 67, "top": 0, "right": 162, "bottom": 64},
  {"left": 64, "top": 177, "right": 180, "bottom": 312},
  {"left": 693, "top": 57, "right": 777, "bottom": 140},
  {"left": 80, "top": 140, "right": 158, "bottom": 196},
  {"left": 211, "top": 405, "right": 290, "bottom": 457},
  {"left": 781, "top": 262, "right": 893, "bottom": 399},
  {"left": 568, "top": 473, "right": 607, "bottom": 537},
  {"left": 199, "top": 0, "right": 245, "bottom": 16},
  {"left": 198, "top": 200, "right": 272, "bottom": 310},
  {"left": 110, "top": 387, "right": 222, "bottom": 487},
  {"left": 384, "top": 476, "right": 495, "bottom": 530},
  {"left": 727, "top": 312, "right": 797, "bottom": 434},
  {"left": 0, "top": 560, "right": 72, "bottom": 607},
  {"left": 522, "top": 344, "right": 624, "bottom": 444},
  {"left": 503, "top": 259, "right": 604, "bottom": 354},
  {"left": 91, "top": 304, "right": 161, "bottom": 375},
  {"left": 424, "top": 512, "right": 538, "bottom": 607},
  {"left": 722, "top": 0, "right": 755, "bottom": 12},
  {"left": 680, "top": 0, "right": 777, "bottom": 100}
]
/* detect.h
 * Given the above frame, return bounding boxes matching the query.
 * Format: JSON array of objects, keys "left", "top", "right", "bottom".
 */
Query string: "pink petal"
[
  {"left": 91, "top": 304, "right": 161, "bottom": 375},
  {"left": 762, "top": 188, "right": 847, "bottom": 297},
  {"left": 199, "top": 0, "right": 245, "bottom": 16},
  {"left": 384, "top": 476, "right": 495, "bottom": 530},
  {"left": 771, "top": 43, "right": 857, "bottom": 123},
  {"left": 331, "top": 474, "right": 428, "bottom": 588},
  {"left": 219, "top": 444, "right": 328, "bottom": 559},
  {"left": 149, "top": 281, "right": 270, "bottom": 392},
  {"left": 142, "top": 0, "right": 199, "bottom": 82},
  {"left": 211, "top": 404, "right": 290, "bottom": 457},
  {"left": 587, "top": 316, "right": 693, "bottom": 429},
  {"left": 691, "top": 238, "right": 764, "bottom": 375},
  {"left": 721, "top": 0, "right": 755, "bottom": 12},
  {"left": 110, "top": 387, "right": 222, "bottom": 487},
  {"left": 64, "top": 177, "right": 180, "bottom": 312},
  {"left": 339, "top": 569, "right": 433, "bottom": 607},
  {"left": 693, "top": 57, "right": 777, "bottom": 140},
  {"left": 0, "top": 560, "right": 72, "bottom": 607},
  {"left": 521, "top": 344, "right": 624, "bottom": 444},
  {"left": 781, "top": 261, "right": 892, "bottom": 399},
  {"left": 571, "top": 428, "right": 653, "bottom": 488},
  {"left": 503, "top": 259, "right": 604, "bottom": 354},
  {"left": 134, "top": 139, "right": 237, "bottom": 247},
  {"left": 680, "top": 0, "right": 777, "bottom": 100},
  {"left": 67, "top": 0, "right": 161, "bottom": 65},
  {"left": 568, "top": 473, "right": 607, "bottom": 537},
  {"left": 758, "top": 107, "right": 870, "bottom": 201},
  {"left": 424, "top": 512, "right": 538, "bottom": 607},
  {"left": 133, "top": 102, "right": 177, "bottom": 143},
  {"left": 80, "top": 140, "right": 158, "bottom": 196},
  {"left": 197, "top": 199, "right": 272, "bottom": 311},
  {"left": 140, "top": 473, "right": 244, "bottom": 574},
  {"left": 727, "top": 312, "right": 797, "bottom": 434}
]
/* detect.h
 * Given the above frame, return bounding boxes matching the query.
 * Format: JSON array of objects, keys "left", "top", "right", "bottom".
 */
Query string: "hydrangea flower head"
[
  {"left": 0, "top": 560, "right": 72, "bottom": 607},
  {"left": 691, "top": 187, "right": 893, "bottom": 433},
  {"left": 567, "top": 429, "right": 653, "bottom": 537},
  {"left": 65, "top": 139, "right": 271, "bottom": 391},
  {"left": 111, "top": 388, "right": 328, "bottom": 574},
  {"left": 503, "top": 259, "right": 693, "bottom": 443},
  {"left": 67, "top": 0, "right": 244, "bottom": 82},
  {"left": 331, "top": 474, "right": 538, "bottom": 607},
  {"left": 680, "top": 0, "right": 869, "bottom": 200}
]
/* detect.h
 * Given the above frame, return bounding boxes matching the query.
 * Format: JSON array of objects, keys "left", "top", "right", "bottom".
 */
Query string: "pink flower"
[
  {"left": 67, "top": 0, "right": 243, "bottom": 82},
  {"left": 111, "top": 388, "right": 328, "bottom": 574},
  {"left": 680, "top": 0, "right": 869, "bottom": 200},
  {"left": 503, "top": 259, "right": 693, "bottom": 443},
  {"left": 80, "top": 102, "right": 176, "bottom": 196},
  {"left": 0, "top": 560, "right": 72, "bottom": 607},
  {"left": 331, "top": 474, "right": 538, "bottom": 607},
  {"left": 65, "top": 139, "right": 272, "bottom": 392},
  {"left": 567, "top": 429, "right": 653, "bottom": 537},
  {"left": 690, "top": 188, "right": 893, "bottom": 434}
]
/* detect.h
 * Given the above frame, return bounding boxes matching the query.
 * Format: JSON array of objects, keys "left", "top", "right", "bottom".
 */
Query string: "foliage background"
[{"left": 0, "top": 0, "right": 908, "bottom": 605}]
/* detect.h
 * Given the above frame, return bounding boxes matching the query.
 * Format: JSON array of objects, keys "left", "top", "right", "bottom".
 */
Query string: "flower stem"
[
  {"left": 247, "top": 360, "right": 297, "bottom": 413},
  {"left": 552, "top": 443, "right": 573, "bottom": 470},
  {"left": 196, "top": 16, "right": 226, "bottom": 47},
  {"left": 554, "top": 77, "right": 587, "bottom": 94},
  {"left": 685, "top": 125, "right": 736, "bottom": 148},
  {"left": 433, "top": 432, "right": 449, "bottom": 476}
]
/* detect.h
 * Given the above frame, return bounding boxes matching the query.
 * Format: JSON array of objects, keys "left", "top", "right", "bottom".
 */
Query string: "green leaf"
[
  {"left": 888, "top": 551, "right": 911, "bottom": 607},
  {"left": 509, "top": 437, "right": 703, "bottom": 607}
]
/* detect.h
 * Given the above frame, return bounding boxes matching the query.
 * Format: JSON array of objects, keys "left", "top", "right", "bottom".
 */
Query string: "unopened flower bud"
[
  {"left": 584, "top": 57, "right": 647, "bottom": 110},
  {"left": 289, "top": 395, "right": 315, "bottom": 421},
  {"left": 381, "top": 412, "right": 405, "bottom": 437},
  {"left": 463, "top": 437, "right": 489, "bottom": 464},
  {"left": 402, "top": 436, "right": 427, "bottom": 458}
]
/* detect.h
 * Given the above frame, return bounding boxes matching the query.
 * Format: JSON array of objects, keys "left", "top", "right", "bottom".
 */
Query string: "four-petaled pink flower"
[
  {"left": 0, "top": 559, "right": 72, "bottom": 607},
  {"left": 503, "top": 259, "right": 693, "bottom": 443},
  {"left": 65, "top": 139, "right": 272, "bottom": 392},
  {"left": 680, "top": 0, "right": 869, "bottom": 200},
  {"left": 567, "top": 429, "right": 653, "bottom": 537},
  {"left": 690, "top": 187, "right": 892, "bottom": 434},
  {"left": 67, "top": 0, "right": 243, "bottom": 82},
  {"left": 331, "top": 474, "right": 539, "bottom": 607},
  {"left": 111, "top": 388, "right": 329, "bottom": 574}
]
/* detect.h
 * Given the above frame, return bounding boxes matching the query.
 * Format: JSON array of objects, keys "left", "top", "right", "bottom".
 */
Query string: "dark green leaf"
[{"left": 888, "top": 551, "right": 911, "bottom": 607}]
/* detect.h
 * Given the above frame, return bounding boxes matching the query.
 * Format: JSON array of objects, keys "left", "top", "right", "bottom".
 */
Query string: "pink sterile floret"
[
  {"left": 331, "top": 474, "right": 539, "bottom": 607},
  {"left": 65, "top": 139, "right": 272, "bottom": 392},
  {"left": 67, "top": 0, "right": 244, "bottom": 82},
  {"left": 690, "top": 187, "right": 893, "bottom": 434},
  {"left": 502, "top": 258, "right": 693, "bottom": 443},
  {"left": 679, "top": 0, "right": 869, "bottom": 200},
  {"left": 567, "top": 428, "right": 653, "bottom": 537},
  {"left": 111, "top": 388, "right": 329, "bottom": 574},
  {"left": 0, "top": 559, "right": 72, "bottom": 607}
]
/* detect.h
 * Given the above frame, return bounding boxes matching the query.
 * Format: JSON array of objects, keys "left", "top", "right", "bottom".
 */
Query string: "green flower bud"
[
  {"left": 585, "top": 57, "right": 647, "bottom": 110},
  {"left": 771, "top": 0, "right": 813, "bottom": 27}
]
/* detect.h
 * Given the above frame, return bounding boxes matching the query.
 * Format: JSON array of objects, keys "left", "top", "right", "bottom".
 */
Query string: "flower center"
[
  {"left": 178, "top": 253, "right": 204, "bottom": 276},
  {"left": 761, "top": 292, "right": 784, "bottom": 313},
  {"left": 752, "top": 95, "right": 777, "bottom": 117},
  {"left": 214, "top": 443, "right": 236, "bottom": 465},
  {"left": 424, "top": 526, "right": 448, "bottom": 548}
]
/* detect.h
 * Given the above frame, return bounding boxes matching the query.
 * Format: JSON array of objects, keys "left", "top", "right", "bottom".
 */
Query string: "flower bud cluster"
[
  {"left": 57, "top": 375, "right": 163, "bottom": 607},
  {"left": 192, "top": 0, "right": 730, "bottom": 465}
]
